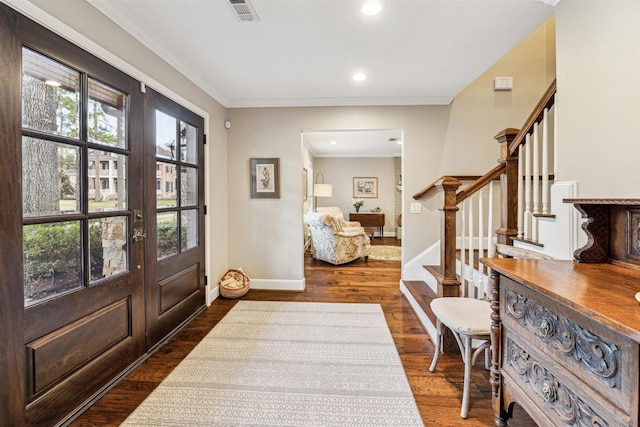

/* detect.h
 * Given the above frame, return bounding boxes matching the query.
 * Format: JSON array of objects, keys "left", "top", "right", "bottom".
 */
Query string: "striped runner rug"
[{"left": 122, "top": 301, "right": 423, "bottom": 426}]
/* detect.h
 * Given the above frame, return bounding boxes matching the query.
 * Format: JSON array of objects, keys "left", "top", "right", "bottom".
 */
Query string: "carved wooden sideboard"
[{"left": 482, "top": 199, "right": 640, "bottom": 426}]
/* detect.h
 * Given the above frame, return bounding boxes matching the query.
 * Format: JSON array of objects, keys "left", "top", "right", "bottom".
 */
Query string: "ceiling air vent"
[{"left": 229, "top": 0, "right": 259, "bottom": 22}]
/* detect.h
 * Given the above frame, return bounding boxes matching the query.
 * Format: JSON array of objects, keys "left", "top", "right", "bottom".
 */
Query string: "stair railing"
[
  {"left": 413, "top": 80, "right": 556, "bottom": 302},
  {"left": 511, "top": 81, "right": 556, "bottom": 244},
  {"left": 458, "top": 170, "right": 502, "bottom": 299}
]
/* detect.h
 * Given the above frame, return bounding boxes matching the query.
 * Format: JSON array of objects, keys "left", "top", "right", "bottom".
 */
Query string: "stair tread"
[
  {"left": 402, "top": 280, "right": 437, "bottom": 326},
  {"left": 422, "top": 264, "right": 464, "bottom": 282}
]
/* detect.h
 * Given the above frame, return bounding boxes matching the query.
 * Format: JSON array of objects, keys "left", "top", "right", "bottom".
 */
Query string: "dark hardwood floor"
[{"left": 71, "top": 237, "right": 536, "bottom": 426}]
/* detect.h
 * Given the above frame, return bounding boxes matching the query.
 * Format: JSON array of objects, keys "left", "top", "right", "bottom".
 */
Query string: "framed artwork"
[
  {"left": 303, "top": 168, "right": 308, "bottom": 202},
  {"left": 250, "top": 158, "right": 280, "bottom": 199},
  {"left": 353, "top": 177, "right": 378, "bottom": 198}
]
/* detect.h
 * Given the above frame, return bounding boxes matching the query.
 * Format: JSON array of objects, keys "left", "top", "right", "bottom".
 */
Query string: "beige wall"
[
  {"left": 227, "top": 106, "right": 451, "bottom": 280},
  {"left": 555, "top": 1, "right": 640, "bottom": 197},
  {"left": 437, "top": 16, "right": 556, "bottom": 176}
]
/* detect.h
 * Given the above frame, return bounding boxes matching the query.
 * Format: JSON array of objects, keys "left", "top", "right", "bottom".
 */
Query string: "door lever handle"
[{"left": 132, "top": 228, "right": 147, "bottom": 242}]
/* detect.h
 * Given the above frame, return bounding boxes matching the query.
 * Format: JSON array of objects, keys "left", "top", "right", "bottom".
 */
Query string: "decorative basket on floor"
[{"left": 219, "top": 268, "right": 250, "bottom": 299}]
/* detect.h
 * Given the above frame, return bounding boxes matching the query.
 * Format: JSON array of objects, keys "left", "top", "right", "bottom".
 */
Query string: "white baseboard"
[
  {"left": 249, "top": 278, "right": 305, "bottom": 291},
  {"left": 206, "top": 285, "right": 220, "bottom": 306},
  {"left": 399, "top": 280, "right": 436, "bottom": 343},
  {"left": 402, "top": 240, "right": 440, "bottom": 281}
]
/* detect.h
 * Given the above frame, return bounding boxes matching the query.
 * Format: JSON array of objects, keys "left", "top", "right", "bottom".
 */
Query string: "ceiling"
[
  {"left": 303, "top": 129, "right": 403, "bottom": 157},
  {"left": 87, "top": 0, "right": 555, "bottom": 109},
  {"left": 85, "top": 0, "right": 554, "bottom": 157}
]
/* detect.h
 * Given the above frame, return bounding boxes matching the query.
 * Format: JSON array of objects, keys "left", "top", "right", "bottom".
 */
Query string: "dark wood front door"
[
  {"left": 0, "top": 5, "right": 205, "bottom": 425},
  {"left": 17, "top": 26, "right": 146, "bottom": 426},
  {"left": 143, "top": 90, "right": 206, "bottom": 349}
]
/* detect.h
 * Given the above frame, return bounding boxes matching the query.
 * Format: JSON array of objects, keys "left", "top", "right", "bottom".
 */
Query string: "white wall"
[
  {"left": 555, "top": 1, "right": 640, "bottom": 198},
  {"left": 314, "top": 157, "right": 396, "bottom": 235}
]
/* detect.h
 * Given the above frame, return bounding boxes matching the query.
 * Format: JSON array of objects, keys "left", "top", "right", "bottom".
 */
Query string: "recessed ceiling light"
[
  {"left": 362, "top": 1, "right": 383, "bottom": 16},
  {"left": 352, "top": 72, "right": 368, "bottom": 82},
  {"left": 330, "top": 140, "right": 337, "bottom": 145}
]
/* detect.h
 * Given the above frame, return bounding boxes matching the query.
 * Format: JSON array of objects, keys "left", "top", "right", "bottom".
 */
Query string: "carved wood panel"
[
  {"left": 505, "top": 338, "right": 618, "bottom": 426},
  {"left": 503, "top": 287, "right": 620, "bottom": 389}
]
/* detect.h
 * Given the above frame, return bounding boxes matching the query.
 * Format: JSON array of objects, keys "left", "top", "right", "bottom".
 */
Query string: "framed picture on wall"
[
  {"left": 353, "top": 177, "right": 378, "bottom": 198},
  {"left": 250, "top": 158, "right": 280, "bottom": 199}
]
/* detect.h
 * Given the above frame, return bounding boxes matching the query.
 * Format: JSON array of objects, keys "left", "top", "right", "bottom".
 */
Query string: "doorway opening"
[{"left": 301, "top": 128, "right": 404, "bottom": 266}]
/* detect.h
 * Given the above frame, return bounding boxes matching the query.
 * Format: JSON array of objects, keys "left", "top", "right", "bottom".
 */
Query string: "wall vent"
[{"left": 229, "top": 0, "right": 259, "bottom": 22}]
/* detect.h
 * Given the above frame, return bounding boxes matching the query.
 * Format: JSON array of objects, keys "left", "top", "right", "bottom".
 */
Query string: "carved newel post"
[
  {"left": 435, "top": 176, "right": 462, "bottom": 298},
  {"left": 435, "top": 176, "right": 462, "bottom": 354}
]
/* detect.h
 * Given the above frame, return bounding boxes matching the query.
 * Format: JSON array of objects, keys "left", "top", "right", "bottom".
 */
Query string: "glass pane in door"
[
  {"left": 180, "top": 166, "right": 198, "bottom": 206},
  {"left": 88, "top": 79, "right": 127, "bottom": 148},
  {"left": 87, "top": 149, "right": 127, "bottom": 212},
  {"left": 22, "top": 138, "right": 80, "bottom": 217},
  {"left": 22, "top": 48, "right": 80, "bottom": 138},
  {"left": 179, "top": 121, "right": 197, "bottom": 164},
  {"left": 23, "top": 220, "right": 82, "bottom": 306},
  {"left": 181, "top": 209, "right": 198, "bottom": 250},
  {"left": 156, "top": 161, "right": 177, "bottom": 207},
  {"left": 157, "top": 211, "right": 178, "bottom": 259},
  {"left": 155, "top": 110, "right": 177, "bottom": 159},
  {"left": 89, "top": 216, "right": 128, "bottom": 283}
]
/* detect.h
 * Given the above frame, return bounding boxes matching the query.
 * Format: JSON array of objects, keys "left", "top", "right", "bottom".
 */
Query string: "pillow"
[{"left": 323, "top": 215, "right": 343, "bottom": 232}]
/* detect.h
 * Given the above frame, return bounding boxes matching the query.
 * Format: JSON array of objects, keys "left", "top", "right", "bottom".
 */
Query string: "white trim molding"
[{"left": 249, "top": 278, "right": 305, "bottom": 292}]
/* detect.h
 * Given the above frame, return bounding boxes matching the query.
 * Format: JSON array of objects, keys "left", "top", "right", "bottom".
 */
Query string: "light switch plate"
[
  {"left": 410, "top": 203, "right": 422, "bottom": 214},
  {"left": 494, "top": 77, "right": 513, "bottom": 91}
]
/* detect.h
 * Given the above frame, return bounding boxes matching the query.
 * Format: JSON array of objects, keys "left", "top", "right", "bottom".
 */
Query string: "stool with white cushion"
[
  {"left": 429, "top": 244, "right": 554, "bottom": 418},
  {"left": 428, "top": 297, "right": 491, "bottom": 419}
]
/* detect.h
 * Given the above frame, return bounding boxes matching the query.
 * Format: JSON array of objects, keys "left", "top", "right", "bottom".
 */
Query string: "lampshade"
[{"left": 314, "top": 183, "right": 333, "bottom": 197}]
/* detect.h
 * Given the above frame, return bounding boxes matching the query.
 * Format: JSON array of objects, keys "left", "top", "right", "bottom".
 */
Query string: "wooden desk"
[{"left": 349, "top": 212, "right": 384, "bottom": 238}]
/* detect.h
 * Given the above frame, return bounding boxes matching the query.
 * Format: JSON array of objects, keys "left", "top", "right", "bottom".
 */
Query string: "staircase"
[{"left": 401, "top": 80, "right": 557, "bottom": 351}]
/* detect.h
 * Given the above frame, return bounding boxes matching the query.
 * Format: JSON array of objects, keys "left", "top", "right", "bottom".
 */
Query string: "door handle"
[{"left": 132, "top": 228, "right": 147, "bottom": 242}]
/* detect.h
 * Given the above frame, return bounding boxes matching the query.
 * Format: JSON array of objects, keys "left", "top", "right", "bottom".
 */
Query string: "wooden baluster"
[
  {"left": 478, "top": 187, "right": 485, "bottom": 298},
  {"left": 524, "top": 134, "right": 532, "bottom": 241},
  {"left": 542, "top": 108, "right": 550, "bottom": 215},
  {"left": 551, "top": 105, "right": 557, "bottom": 179},
  {"left": 517, "top": 151, "right": 524, "bottom": 239},
  {"left": 532, "top": 123, "right": 540, "bottom": 242},
  {"left": 460, "top": 200, "right": 468, "bottom": 297},
  {"left": 467, "top": 195, "right": 474, "bottom": 298},
  {"left": 488, "top": 181, "right": 495, "bottom": 258}
]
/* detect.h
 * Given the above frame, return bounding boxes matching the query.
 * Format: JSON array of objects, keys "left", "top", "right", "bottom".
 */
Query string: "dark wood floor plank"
[{"left": 71, "top": 237, "right": 536, "bottom": 426}]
